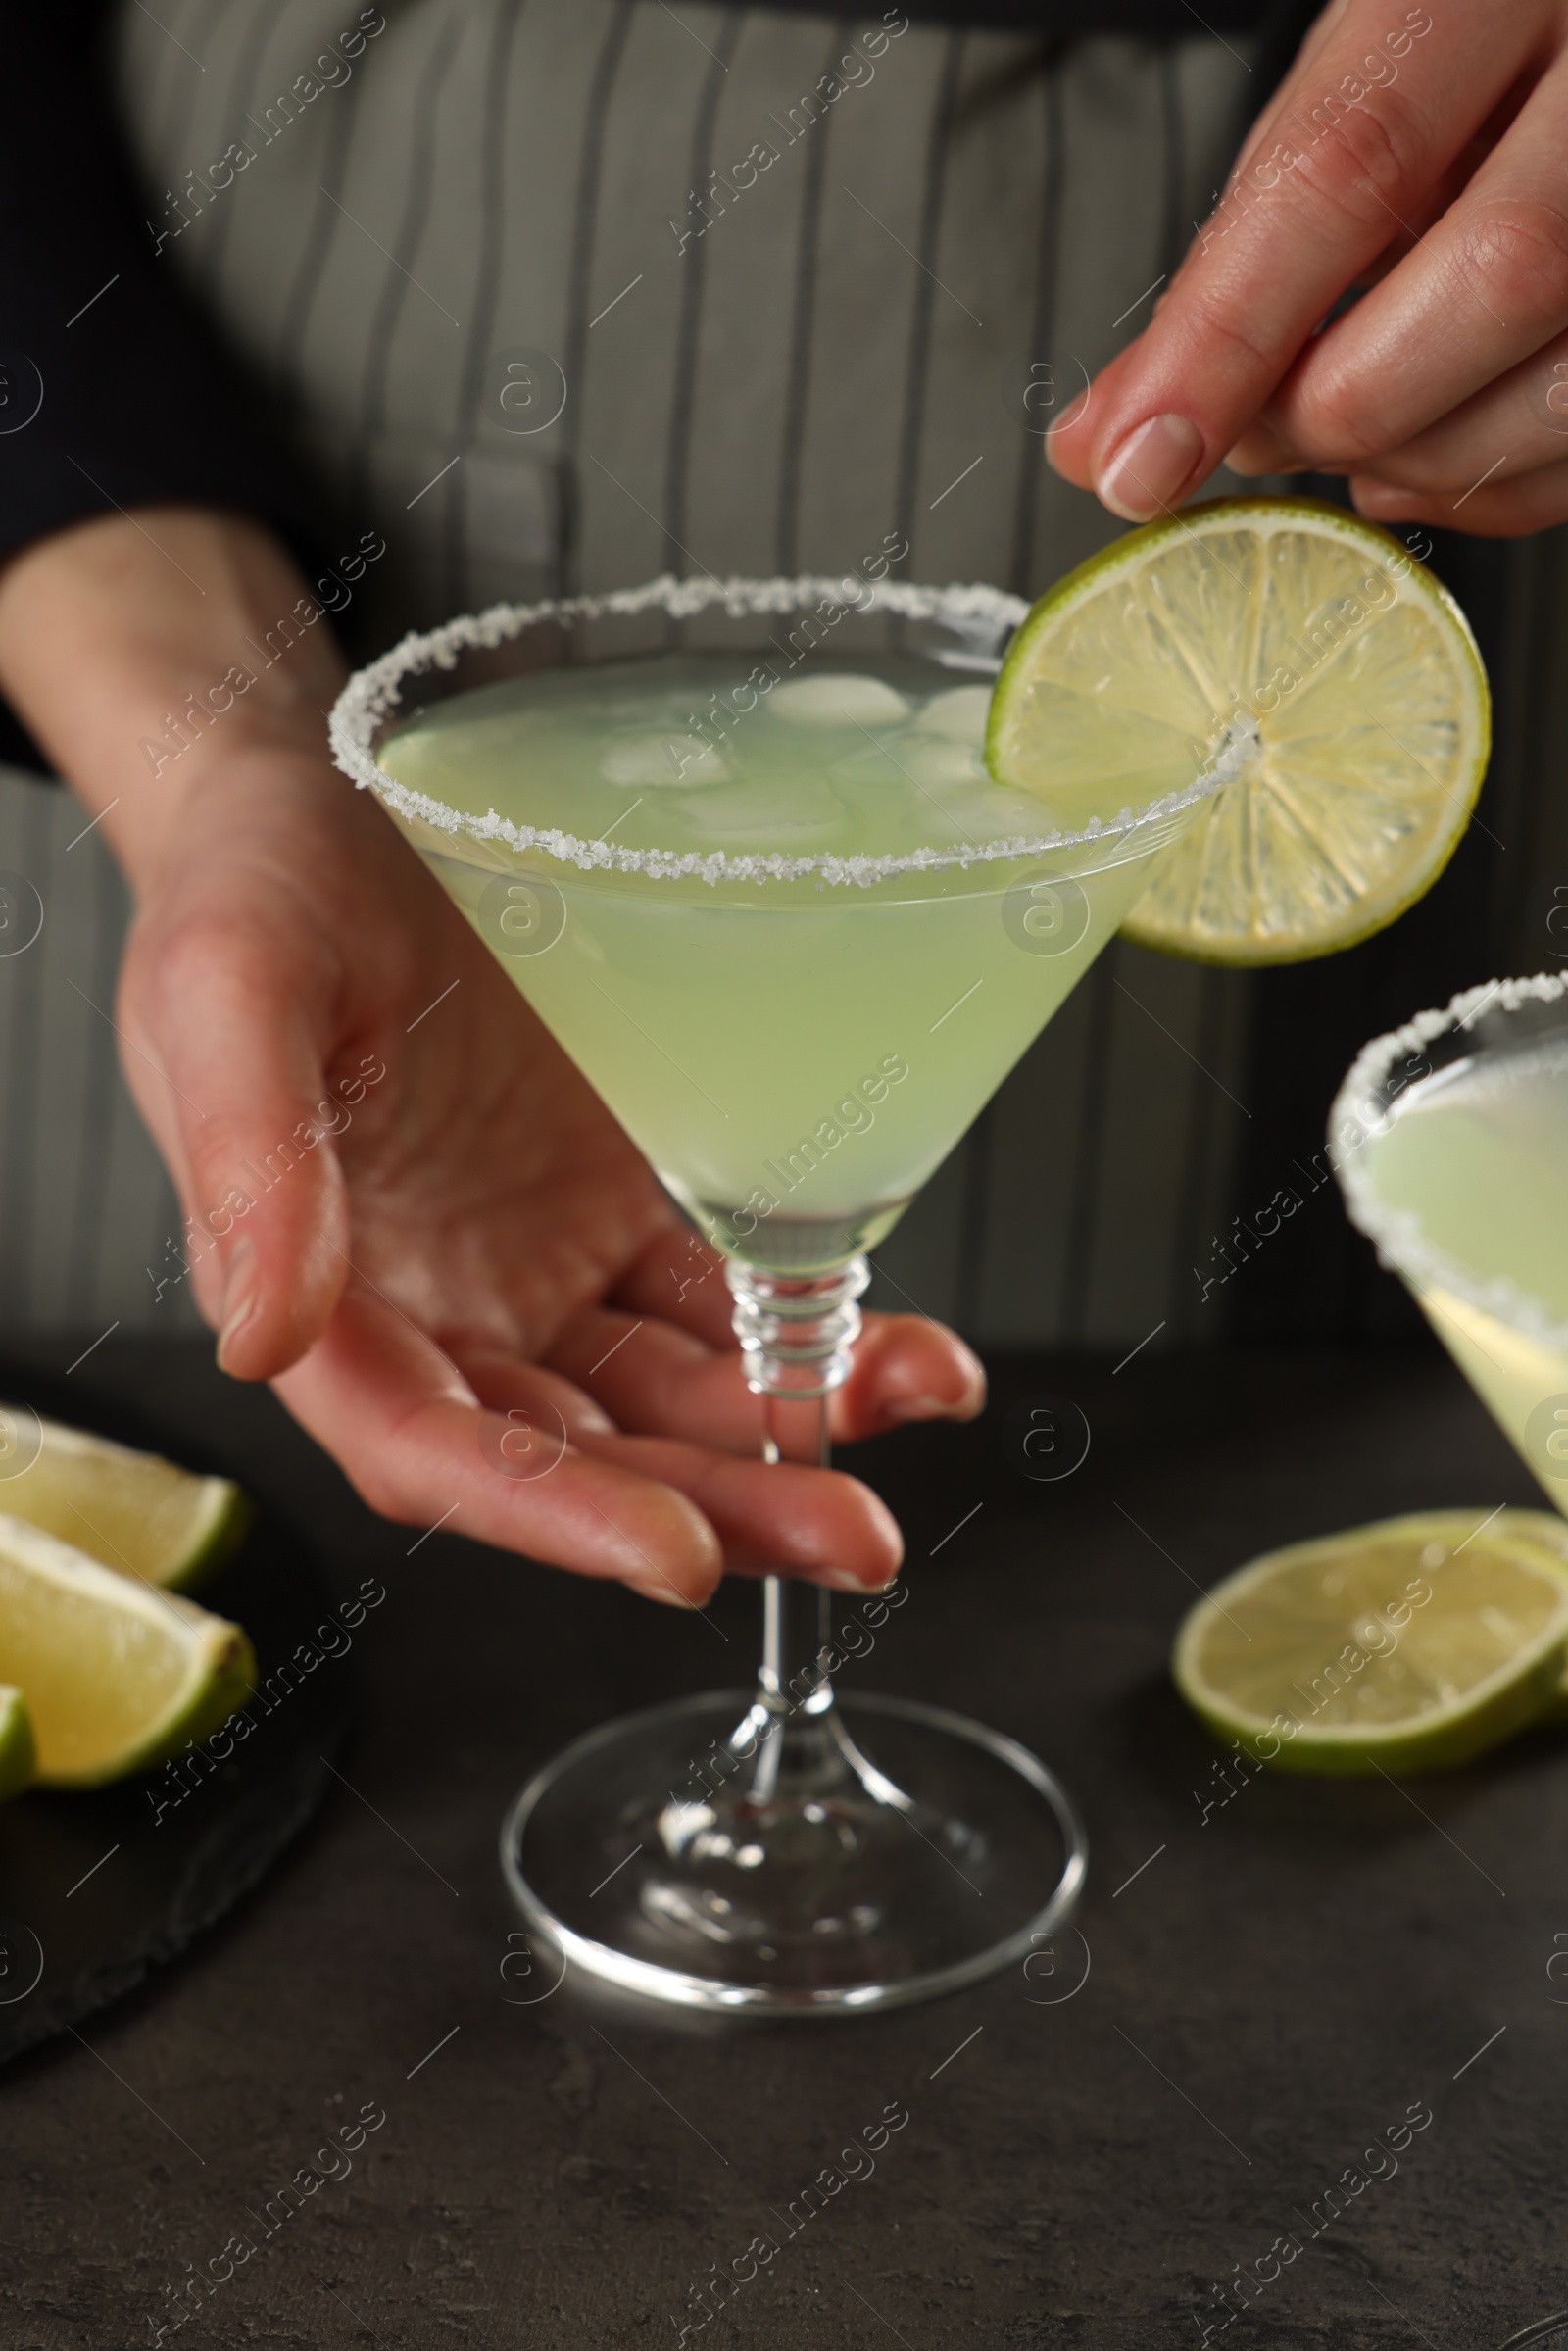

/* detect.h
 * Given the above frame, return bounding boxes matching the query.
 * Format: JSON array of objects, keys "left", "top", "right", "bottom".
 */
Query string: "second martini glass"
[
  {"left": 332, "top": 571, "right": 1217, "bottom": 2012},
  {"left": 1334, "top": 972, "right": 1568, "bottom": 1514}
]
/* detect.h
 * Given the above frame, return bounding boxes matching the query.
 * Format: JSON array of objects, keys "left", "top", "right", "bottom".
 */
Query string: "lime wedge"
[
  {"left": 987, "top": 496, "right": 1489, "bottom": 964},
  {"left": 0, "top": 1514, "right": 255, "bottom": 1787},
  {"left": 1172, "top": 1509, "right": 1568, "bottom": 1774},
  {"left": 0, "top": 1410, "right": 247, "bottom": 1590},
  {"left": 0, "top": 1685, "right": 34, "bottom": 1801}
]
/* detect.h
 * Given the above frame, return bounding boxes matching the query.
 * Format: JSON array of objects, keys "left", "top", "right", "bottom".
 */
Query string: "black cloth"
[
  {"left": 0, "top": 4, "right": 328, "bottom": 768},
  {"left": 0, "top": 5, "right": 320, "bottom": 567}
]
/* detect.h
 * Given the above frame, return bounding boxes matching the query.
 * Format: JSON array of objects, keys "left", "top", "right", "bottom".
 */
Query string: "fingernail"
[
  {"left": 888, "top": 1373, "right": 984, "bottom": 1423},
  {"left": 216, "top": 1237, "right": 259, "bottom": 1373},
  {"left": 1096, "top": 413, "right": 1204, "bottom": 521},
  {"left": 816, "top": 1563, "right": 886, "bottom": 1591},
  {"left": 627, "top": 1572, "right": 707, "bottom": 1610},
  {"left": 1349, "top": 479, "right": 1410, "bottom": 518},
  {"left": 887, "top": 1394, "right": 954, "bottom": 1425}
]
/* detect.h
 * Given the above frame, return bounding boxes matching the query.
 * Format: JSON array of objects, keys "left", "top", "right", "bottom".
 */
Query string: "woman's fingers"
[
  {"left": 611, "top": 1228, "right": 736, "bottom": 1348},
  {"left": 1334, "top": 318, "right": 1568, "bottom": 530},
  {"left": 570, "top": 1431, "right": 904, "bottom": 1587},
  {"left": 119, "top": 880, "right": 353, "bottom": 1381},
  {"left": 832, "top": 1309, "right": 986, "bottom": 1436},
  {"left": 1048, "top": 2, "right": 1535, "bottom": 518},
  {"left": 1307, "top": 326, "right": 1568, "bottom": 498},
  {"left": 599, "top": 1228, "right": 986, "bottom": 1437},
  {"left": 1229, "top": 60, "right": 1568, "bottom": 475},
  {"left": 1351, "top": 451, "right": 1568, "bottom": 533},
  {"left": 275, "top": 1289, "right": 725, "bottom": 1604},
  {"left": 446, "top": 1346, "right": 618, "bottom": 1440},
  {"left": 287, "top": 1295, "right": 901, "bottom": 1595},
  {"left": 546, "top": 1300, "right": 984, "bottom": 1450}
]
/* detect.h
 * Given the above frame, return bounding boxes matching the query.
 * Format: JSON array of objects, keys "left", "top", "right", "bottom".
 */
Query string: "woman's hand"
[
  {"left": 0, "top": 510, "right": 984, "bottom": 1607},
  {"left": 1048, "top": 0, "right": 1568, "bottom": 536}
]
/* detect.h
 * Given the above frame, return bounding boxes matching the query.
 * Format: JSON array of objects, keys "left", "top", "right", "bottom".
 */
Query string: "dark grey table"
[{"left": 0, "top": 1335, "right": 1561, "bottom": 2351}]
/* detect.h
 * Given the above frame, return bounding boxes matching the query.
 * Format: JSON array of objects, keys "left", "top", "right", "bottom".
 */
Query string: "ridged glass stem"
[{"left": 726, "top": 1256, "right": 870, "bottom": 1757}]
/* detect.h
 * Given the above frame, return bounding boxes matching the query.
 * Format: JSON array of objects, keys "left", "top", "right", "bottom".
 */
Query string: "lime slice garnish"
[
  {"left": 0, "top": 1515, "right": 255, "bottom": 1787},
  {"left": 1172, "top": 1509, "right": 1568, "bottom": 1774},
  {"left": 0, "top": 1684, "right": 34, "bottom": 1801},
  {"left": 987, "top": 496, "right": 1490, "bottom": 965},
  {"left": 0, "top": 1411, "right": 248, "bottom": 1590}
]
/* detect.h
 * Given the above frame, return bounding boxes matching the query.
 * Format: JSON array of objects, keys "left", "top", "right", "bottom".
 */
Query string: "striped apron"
[{"left": 5, "top": 0, "right": 1560, "bottom": 1346}]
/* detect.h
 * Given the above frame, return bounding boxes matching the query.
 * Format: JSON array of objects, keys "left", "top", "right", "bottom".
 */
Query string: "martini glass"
[
  {"left": 1335, "top": 973, "right": 1568, "bottom": 1514},
  {"left": 331, "top": 571, "right": 1215, "bottom": 2013}
]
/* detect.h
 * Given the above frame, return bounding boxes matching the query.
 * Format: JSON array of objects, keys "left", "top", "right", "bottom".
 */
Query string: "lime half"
[
  {"left": 1173, "top": 1509, "right": 1568, "bottom": 1775},
  {"left": 0, "top": 1514, "right": 255, "bottom": 1787},
  {"left": 988, "top": 497, "right": 1489, "bottom": 964},
  {"left": 0, "top": 1685, "right": 34, "bottom": 1801},
  {"left": 0, "top": 1411, "right": 247, "bottom": 1590}
]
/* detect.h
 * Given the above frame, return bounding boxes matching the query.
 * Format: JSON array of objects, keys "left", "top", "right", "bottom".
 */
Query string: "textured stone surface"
[{"left": 0, "top": 1335, "right": 1560, "bottom": 2351}]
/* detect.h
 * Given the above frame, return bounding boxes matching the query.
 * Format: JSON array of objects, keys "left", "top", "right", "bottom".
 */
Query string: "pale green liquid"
[
  {"left": 380, "top": 653, "right": 1175, "bottom": 1270},
  {"left": 1359, "top": 1038, "right": 1568, "bottom": 1509}
]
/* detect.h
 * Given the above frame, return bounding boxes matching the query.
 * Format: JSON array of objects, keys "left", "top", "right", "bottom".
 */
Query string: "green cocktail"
[{"left": 378, "top": 650, "right": 1166, "bottom": 1270}]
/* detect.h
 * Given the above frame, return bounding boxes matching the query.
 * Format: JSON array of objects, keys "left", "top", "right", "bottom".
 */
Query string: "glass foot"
[{"left": 500, "top": 1690, "right": 1087, "bottom": 2014}]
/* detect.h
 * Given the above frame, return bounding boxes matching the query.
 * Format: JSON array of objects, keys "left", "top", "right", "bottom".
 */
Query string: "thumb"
[{"left": 120, "top": 905, "right": 354, "bottom": 1380}]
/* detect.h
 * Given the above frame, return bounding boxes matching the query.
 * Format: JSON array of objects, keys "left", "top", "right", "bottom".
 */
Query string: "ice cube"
[
  {"left": 929, "top": 779, "right": 1051, "bottom": 840},
  {"left": 766, "top": 675, "right": 909, "bottom": 727},
  {"left": 911, "top": 685, "right": 992, "bottom": 741},
  {"left": 599, "top": 732, "right": 729, "bottom": 786},
  {"left": 886, "top": 735, "right": 985, "bottom": 787},
  {"left": 670, "top": 779, "right": 846, "bottom": 846}
]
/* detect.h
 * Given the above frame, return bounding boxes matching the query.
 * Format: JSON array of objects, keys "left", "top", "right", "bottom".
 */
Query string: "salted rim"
[
  {"left": 1332, "top": 969, "right": 1568, "bottom": 1349},
  {"left": 328, "top": 570, "right": 1230, "bottom": 888}
]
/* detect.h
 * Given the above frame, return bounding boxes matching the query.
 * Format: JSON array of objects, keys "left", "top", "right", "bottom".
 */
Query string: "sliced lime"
[
  {"left": 0, "top": 1514, "right": 255, "bottom": 1787},
  {"left": 0, "top": 1411, "right": 248, "bottom": 1589},
  {"left": 988, "top": 497, "right": 1489, "bottom": 964},
  {"left": 1172, "top": 1509, "right": 1568, "bottom": 1774}
]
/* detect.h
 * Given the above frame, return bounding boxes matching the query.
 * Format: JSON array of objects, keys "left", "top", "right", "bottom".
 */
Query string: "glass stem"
[{"left": 726, "top": 1257, "right": 871, "bottom": 1800}]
